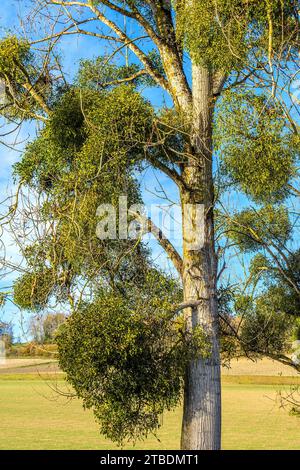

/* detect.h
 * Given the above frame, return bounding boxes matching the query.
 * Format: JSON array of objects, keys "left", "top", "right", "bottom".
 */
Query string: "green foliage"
[
  {"left": 13, "top": 83, "right": 154, "bottom": 291},
  {"left": 239, "top": 288, "right": 296, "bottom": 356},
  {"left": 249, "top": 250, "right": 300, "bottom": 296},
  {"left": 225, "top": 205, "right": 291, "bottom": 252},
  {"left": 255, "top": 285, "right": 298, "bottom": 319},
  {"left": 0, "top": 35, "right": 31, "bottom": 119},
  {"left": 0, "top": 35, "right": 51, "bottom": 119},
  {"left": 232, "top": 245, "right": 300, "bottom": 359},
  {"left": 15, "top": 84, "right": 153, "bottom": 189},
  {"left": 13, "top": 270, "right": 56, "bottom": 311},
  {"left": 80, "top": 84, "right": 153, "bottom": 169},
  {"left": 46, "top": 89, "right": 87, "bottom": 150},
  {"left": 251, "top": 250, "right": 300, "bottom": 318},
  {"left": 217, "top": 287, "right": 241, "bottom": 360},
  {"left": 175, "top": 0, "right": 298, "bottom": 71},
  {"left": 12, "top": 77, "right": 200, "bottom": 445},
  {"left": 215, "top": 91, "right": 298, "bottom": 203},
  {"left": 57, "top": 270, "right": 209, "bottom": 445},
  {"left": 78, "top": 52, "right": 164, "bottom": 90},
  {"left": 219, "top": 243, "right": 300, "bottom": 363},
  {"left": 292, "top": 318, "right": 300, "bottom": 341},
  {"left": 248, "top": 253, "right": 278, "bottom": 292},
  {"left": 234, "top": 293, "right": 254, "bottom": 315},
  {"left": 175, "top": 0, "right": 247, "bottom": 70},
  {"left": 249, "top": 253, "right": 271, "bottom": 278},
  {"left": 0, "top": 35, "right": 30, "bottom": 79},
  {"left": 11, "top": 59, "right": 188, "bottom": 336},
  {"left": 283, "top": 249, "right": 300, "bottom": 288}
]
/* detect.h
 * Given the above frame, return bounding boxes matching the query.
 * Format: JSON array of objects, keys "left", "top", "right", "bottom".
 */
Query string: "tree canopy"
[{"left": 0, "top": 0, "right": 300, "bottom": 447}]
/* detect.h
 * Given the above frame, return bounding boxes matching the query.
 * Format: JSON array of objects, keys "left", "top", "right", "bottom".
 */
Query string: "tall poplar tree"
[{"left": 0, "top": 1, "right": 299, "bottom": 450}]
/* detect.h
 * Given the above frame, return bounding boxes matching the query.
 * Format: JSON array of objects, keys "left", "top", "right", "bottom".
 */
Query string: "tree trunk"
[{"left": 180, "top": 65, "right": 221, "bottom": 450}]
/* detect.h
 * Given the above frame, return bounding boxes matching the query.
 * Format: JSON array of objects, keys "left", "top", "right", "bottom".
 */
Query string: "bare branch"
[
  {"left": 99, "top": 69, "right": 148, "bottom": 87},
  {"left": 129, "top": 210, "right": 183, "bottom": 276},
  {"left": 174, "top": 299, "right": 209, "bottom": 314},
  {"left": 30, "top": 18, "right": 123, "bottom": 45},
  {"left": 47, "top": 0, "right": 170, "bottom": 91}
]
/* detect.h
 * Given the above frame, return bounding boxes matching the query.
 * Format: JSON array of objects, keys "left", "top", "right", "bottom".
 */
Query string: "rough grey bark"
[{"left": 180, "top": 65, "right": 221, "bottom": 450}]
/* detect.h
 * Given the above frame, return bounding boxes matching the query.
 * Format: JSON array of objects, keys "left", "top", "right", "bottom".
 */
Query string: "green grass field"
[{"left": 0, "top": 375, "right": 299, "bottom": 450}]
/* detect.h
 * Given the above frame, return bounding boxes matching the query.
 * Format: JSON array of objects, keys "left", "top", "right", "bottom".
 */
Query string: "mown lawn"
[{"left": 0, "top": 377, "right": 299, "bottom": 450}]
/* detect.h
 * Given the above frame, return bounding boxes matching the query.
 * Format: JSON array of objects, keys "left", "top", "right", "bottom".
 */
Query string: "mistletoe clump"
[
  {"left": 215, "top": 91, "right": 298, "bottom": 203},
  {"left": 0, "top": 36, "right": 30, "bottom": 79},
  {"left": 175, "top": 0, "right": 298, "bottom": 72},
  {"left": 0, "top": 35, "right": 52, "bottom": 119},
  {"left": 57, "top": 272, "right": 210, "bottom": 445},
  {"left": 13, "top": 269, "right": 55, "bottom": 311},
  {"left": 224, "top": 205, "right": 291, "bottom": 252}
]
